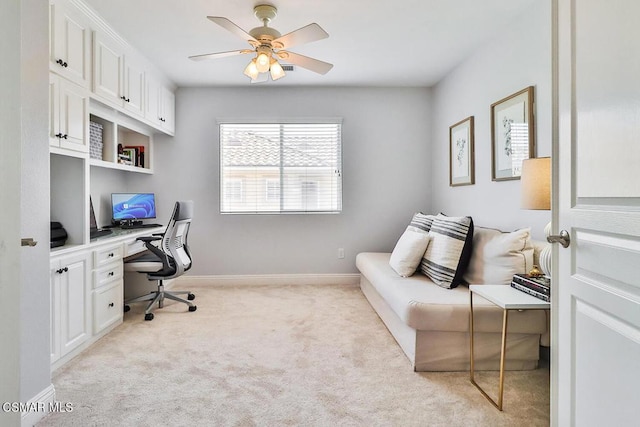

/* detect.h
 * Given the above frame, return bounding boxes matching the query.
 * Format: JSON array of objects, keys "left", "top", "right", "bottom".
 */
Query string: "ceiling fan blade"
[
  {"left": 207, "top": 16, "right": 258, "bottom": 44},
  {"left": 279, "top": 51, "right": 333, "bottom": 75},
  {"left": 272, "top": 23, "right": 329, "bottom": 49},
  {"left": 188, "top": 50, "right": 253, "bottom": 62}
]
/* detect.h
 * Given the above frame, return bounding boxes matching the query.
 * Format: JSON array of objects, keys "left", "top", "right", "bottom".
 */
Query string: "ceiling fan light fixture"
[
  {"left": 256, "top": 52, "right": 271, "bottom": 73},
  {"left": 270, "top": 59, "right": 286, "bottom": 80},
  {"left": 243, "top": 59, "right": 259, "bottom": 80}
]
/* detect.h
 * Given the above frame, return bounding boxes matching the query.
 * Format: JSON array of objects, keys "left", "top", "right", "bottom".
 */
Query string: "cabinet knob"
[
  {"left": 55, "top": 133, "right": 63, "bottom": 138},
  {"left": 56, "top": 59, "right": 68, "bottom": 67},
  {"left": 108, "top": 302, "right": 114, "bottom": 307},
  {"left": 108, "top": 252, "right": 114, "bottom": 257},
  {"left": 56, "top": 267, "right": 69, "bottom": 274},
  {"left": 108, "top": 271, "right": 114, "bottom": 277},
  {"left": 62, "top": 134, "right": 68, "bottom": 139}
]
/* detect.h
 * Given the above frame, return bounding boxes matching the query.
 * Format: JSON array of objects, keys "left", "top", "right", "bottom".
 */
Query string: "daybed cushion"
[
  {"left": 357, "top": 252, "right": 546, "bottom": 334},
  {"left": 420, "top": 214, "right": 474, "bottom": 289},
  {"left": 389, "top": 228, "right": 431, "bottom": 277},
  {"left": 463, "top": 227, "right": 534, "bottom": 285}
]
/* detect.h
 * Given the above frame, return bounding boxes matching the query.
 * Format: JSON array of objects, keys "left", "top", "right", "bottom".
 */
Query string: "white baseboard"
[
  {"left": 21, "top": 383, "right": 55, "bottom": 427},
  {"left": 176, "top": 273, "right": 361, "bottom": 287}
]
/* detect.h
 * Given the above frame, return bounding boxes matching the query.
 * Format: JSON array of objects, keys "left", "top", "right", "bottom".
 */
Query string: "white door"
[{"left": 554, "top": 0, "right": 640, "bottom": 425}]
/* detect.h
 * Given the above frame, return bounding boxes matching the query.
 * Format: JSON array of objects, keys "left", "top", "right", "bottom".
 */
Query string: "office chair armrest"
[
  {"left": 140, "top": 238, "right": 173, "bottom": 271},
  {"left": 136, "top": 236, "right": 161, "bottom": 243}
]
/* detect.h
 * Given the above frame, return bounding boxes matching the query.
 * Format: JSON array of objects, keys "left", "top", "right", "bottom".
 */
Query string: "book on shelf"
[
  {"left": 512, "top": 273, "right": 550, "bottom": 295},
  {"left": 511, "top": 281, "right": 550, "bottom": 302},
  {"left": 124, "top": 145, "right": 145, "bottom": 168}
]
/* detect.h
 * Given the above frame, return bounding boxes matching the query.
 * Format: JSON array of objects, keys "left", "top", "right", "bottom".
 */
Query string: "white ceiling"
[{"left": 82, "top": 0, "right": 536, "bottom": 87}]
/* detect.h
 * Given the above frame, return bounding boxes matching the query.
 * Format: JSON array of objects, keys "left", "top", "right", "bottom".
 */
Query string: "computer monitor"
[{"left": 111, "top": 193, "right": 157, "bottom": 223}]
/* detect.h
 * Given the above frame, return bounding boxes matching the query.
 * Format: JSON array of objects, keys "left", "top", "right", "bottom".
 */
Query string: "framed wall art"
[
  {"left": 449, "top": 116, "right": 475, "bottom": 187},
  {"left": 491, "top": 86, "right": 535, "bottom": 181}
]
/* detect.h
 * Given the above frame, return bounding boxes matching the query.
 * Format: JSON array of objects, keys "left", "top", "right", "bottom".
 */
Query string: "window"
[{"left": 220, "top": 121, "right": 342, "bottom": 214}]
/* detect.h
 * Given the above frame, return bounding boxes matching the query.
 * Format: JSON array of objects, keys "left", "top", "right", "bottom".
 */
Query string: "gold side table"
[{"left": 469, "top": 284, "right": 550, "bottom": 411}]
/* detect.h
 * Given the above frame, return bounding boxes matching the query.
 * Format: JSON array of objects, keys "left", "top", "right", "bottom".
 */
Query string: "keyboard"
[
  {"left": 90, "top": 228, "right": 113, "bottom": 239},
  {"left": 120, "top": 223, "right": 163, "bottom": 229}
]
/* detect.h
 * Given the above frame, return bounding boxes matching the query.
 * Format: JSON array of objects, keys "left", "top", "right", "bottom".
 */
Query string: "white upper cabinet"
[
  {"left": 92, "top": 30, "right": 124, "bottom": 108},
  {"left": 50, "top": 73, "right": 89, "bottom": 154},
  {"left": 145, "top": 74, "right": 175, "bottom": 135},
  {"left": 50, "top": 0, "right": 91, "bottom": 88},
  {"left": 51, "top": 0, "right": 175, "bottom": 141},
  {"left": 123, "top": 57, "right": 145, "bottom": 118},
  {"left": 160, "top": 86, "right": 175, "bottom": 135}
]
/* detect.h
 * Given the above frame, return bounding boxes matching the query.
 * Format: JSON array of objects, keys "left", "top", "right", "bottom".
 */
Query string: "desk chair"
[{"left": 124, "top": 200, "right": 196, "bottom": 321}]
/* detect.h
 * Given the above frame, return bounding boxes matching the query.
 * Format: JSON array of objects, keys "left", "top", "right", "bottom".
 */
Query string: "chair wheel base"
[
  {"left": 123, "top": 305, "right": 130, "bottom": 313},
  {"left": 189, "top": 305, "right": 197, "bottom": 312},
  {"left": 187, "top": 293, "right": 195, "bottom": 301},
  {"left": 145, "top": 313, "right": 154, "bottom": 321}
]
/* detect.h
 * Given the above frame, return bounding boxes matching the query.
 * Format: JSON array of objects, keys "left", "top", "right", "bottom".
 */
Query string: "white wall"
[
  {"left": 430, "top": 1, "right": 552, "bottom": 239},
  {"left": 138, "top": 87, "right": 432, "bottom": 275}
]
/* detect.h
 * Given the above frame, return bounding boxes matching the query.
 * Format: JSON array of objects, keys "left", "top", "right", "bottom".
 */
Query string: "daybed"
[{"left": 356, "top": 214, "right": 549, "bottom": 372}]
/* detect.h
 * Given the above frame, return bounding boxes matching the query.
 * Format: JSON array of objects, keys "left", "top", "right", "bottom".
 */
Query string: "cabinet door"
[
  {"left": 93, "top": 31, "right": 124, "bottom": 107},
  {"left": 50, "top": 1, "right": 90, "bottom": 87},
  {"left": 145, "top": 73, "right": 162, "bottom": 127},
  {"left": 49, "top": 74, "right": 61, "bottom": 148},
  {"left": 50, "top": 259, "right": 62, "bottom": 364},
  {"left": 160, "top": 86, "right": 175, "bottom": 135},
  {"left": 58, "top": 77, "right": 89, "bottom": 153},
  {"left": 59, "top": 253, "right": 90, "bottom": 356},
  {"left": 123, "top": 57, "right": 145, "bottom": 118},
  {"left": 93, "top": 279, "right": 123, "bottom": 334}
]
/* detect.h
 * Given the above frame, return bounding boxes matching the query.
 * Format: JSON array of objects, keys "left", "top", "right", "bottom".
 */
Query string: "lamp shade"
[
  {"left": 520, "top": 157, "right": 551, "bottom": 210},
  {"left": 270, "top": 59, "right": 285, "bottom": 80},
  {"left": 243, "top": 59, "right": 259, "bottom": 80}
]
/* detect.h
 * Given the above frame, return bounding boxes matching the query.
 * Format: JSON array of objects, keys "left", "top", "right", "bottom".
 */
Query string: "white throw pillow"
[
  {"left": 389, "top": 228, "right": 431, "bottom": 277},
  {"left": 462, "top": 227, "right": 534, "bottom": 285}
]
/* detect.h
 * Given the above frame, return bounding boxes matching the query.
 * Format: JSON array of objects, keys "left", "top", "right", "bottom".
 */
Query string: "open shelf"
[{"left": 89, "top": 112, "right": 152, "bottom": 174}]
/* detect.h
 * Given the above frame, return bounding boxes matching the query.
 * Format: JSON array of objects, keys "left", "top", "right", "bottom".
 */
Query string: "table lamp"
[{"left": 520, "top": 157, "right": 551, "bottom": 277}]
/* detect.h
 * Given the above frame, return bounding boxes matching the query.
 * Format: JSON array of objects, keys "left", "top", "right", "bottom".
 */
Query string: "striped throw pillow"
[
  {"left": 420, "top": 214, "right": 474, "bottom": 289},
  {"left": 408, "top": 212, "right": 436, "bottom": 233}
]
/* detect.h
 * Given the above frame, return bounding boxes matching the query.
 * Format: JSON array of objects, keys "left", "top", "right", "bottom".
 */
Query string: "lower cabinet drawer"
[
  {"left": 93, "top": 280, "right": 123, "bottom": 334},
  {"left": 93, "top": 262, "right": 123, "bottom": 289}
]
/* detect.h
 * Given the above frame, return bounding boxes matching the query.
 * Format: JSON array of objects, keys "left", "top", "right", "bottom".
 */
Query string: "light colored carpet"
[{"left": 38, "top": 282, "right": 550, "bottom": 426}]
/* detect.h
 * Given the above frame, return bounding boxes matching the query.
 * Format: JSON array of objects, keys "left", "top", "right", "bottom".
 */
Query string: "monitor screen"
[{"left": 111, "top": 193, "right": 157, "bottom": 221}]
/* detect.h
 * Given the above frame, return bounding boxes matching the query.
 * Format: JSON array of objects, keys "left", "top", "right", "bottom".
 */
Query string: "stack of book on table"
[{"left": 510, "top": 273, "right": 550, "bottom": 302}]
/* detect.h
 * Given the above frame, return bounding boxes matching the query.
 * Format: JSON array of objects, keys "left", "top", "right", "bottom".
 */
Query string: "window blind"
[{"left": 219, "top": 122, "right": 342, "bottom": 214}]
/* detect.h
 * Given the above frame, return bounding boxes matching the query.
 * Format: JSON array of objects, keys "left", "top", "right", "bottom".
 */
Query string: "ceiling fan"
[{"left": 189, "top": 4, "right": 333, "bottom": 83}]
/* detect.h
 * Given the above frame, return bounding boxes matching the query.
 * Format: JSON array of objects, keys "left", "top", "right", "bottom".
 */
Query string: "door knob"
[
  {"left": 21, "top": 238, "right": 37, "bottom": 247},
  {"left": 547, "top": 230, "right": 570, "bottom": 248}
]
